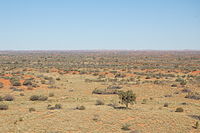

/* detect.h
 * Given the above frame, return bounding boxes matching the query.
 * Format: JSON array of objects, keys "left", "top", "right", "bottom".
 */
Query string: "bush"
[
  {"left": 41, "top": 80, "right": 45, "bottom": 84},
  {"left": 171, "top": 84, "right": 177, "bottom": 87},
  {"left": 20, "top": 93, "right": 25, "bottom": 96},
  {"left": 93, "top": 114, "right": 100, "bottom": 122},
  {"left": 4, "top": 95, "right": 14, "bottom": 101},
  {"left": 0, "top": 82, "right": 3, "bottom": 88},
  {"left": 181, "top": 88, "right": 191, "bottom": 93},
  {"left": 47, "top": 104, "right": 62, "bottom": 110},
  {"left": 164, "top": 103, "right": 169, "bottom": 107},
  {"left": 55, "top": 104, "right": 62, "bottom": 109},
  {"left": 10, "top": 78, "right": 21, "bottom": 86},
  {"left": 30, "top": 95, "right": 48, "bottom": 101},
  {"left": 10, "top": 87, "right": 23, "bottom": 92},
  {"left": 49, "top": 93, "right": 54, "bottom": 97},
  {"left": 92, "top": 88, "right": 119, "bottom": 95},
  {"left": 141, "top": 99, "right": 147, "bottom": 104},
  {"left": 56, "top": 77, "right": 61, "bottom": 81},
  {"left": 180, "top": 81, "right": 187, "bottom": 86},
  {"left": 76, "top": 105, "right": 85, "bottom": 110},
  {"left": 23, "top": 79, "right": 32, "bottom": 86},
  {"left": 175, "top": 107, "right": 184, "bottom": 112},
  {"left": 195, "top": 121, "right": 199, "bottom": 129},
  {"left": 118, "top": 90, "right": 136, "bottom": 108},
  {"left": 95, "top": 100, "right": 105, "bottom": 105},
  {"left": 121, "top": 123, "right": 131, "bottom": 131},
  {"left": 0, "top": 104, "right": 8, "bottom": 110},
  {"left": 185, "top": 92, "right": 200, "bottom": 100},
  {"left": 29, "top": 107, "right": 36, "bottom": 112},
  {"left": 0, "top": 96, "right": 3, "bottom": 101},
  {"left": 107, "top": 85, "right": 122, "bottom": 90}
]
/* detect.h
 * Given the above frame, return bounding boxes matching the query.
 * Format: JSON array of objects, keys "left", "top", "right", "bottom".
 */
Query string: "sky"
[{"left": 0, "top": 0, "right": 199, "bottom": 50}]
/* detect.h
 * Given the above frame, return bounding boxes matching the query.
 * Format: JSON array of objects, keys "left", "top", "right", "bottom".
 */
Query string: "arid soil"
[{"left": 0, "top": 50, "right": 200, "bottom": 133}]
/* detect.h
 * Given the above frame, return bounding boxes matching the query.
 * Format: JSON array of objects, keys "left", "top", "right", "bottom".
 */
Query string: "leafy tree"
[{"left": 118, "top": 90, "right": 136, "bottom": 109}]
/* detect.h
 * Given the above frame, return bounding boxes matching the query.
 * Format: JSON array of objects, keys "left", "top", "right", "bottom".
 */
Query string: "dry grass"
[{"left": 0, "top": 51, "right": 200, "bottom": 133}]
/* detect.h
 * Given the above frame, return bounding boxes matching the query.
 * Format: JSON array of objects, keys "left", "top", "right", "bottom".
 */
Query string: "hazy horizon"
[{"left": 0, "top": 0, "right": 200, "bottom": 50}]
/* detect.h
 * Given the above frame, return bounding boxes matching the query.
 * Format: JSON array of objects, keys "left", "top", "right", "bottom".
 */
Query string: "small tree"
[{"left": 118, "top": 90, "right": 136, "bottom": 109}]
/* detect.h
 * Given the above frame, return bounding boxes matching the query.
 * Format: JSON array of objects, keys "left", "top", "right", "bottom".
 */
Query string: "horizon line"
[{"left": 0, "top": 49, "right": 200, "bottom": 52}]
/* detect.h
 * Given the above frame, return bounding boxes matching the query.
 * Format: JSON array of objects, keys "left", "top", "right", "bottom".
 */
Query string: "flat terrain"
[{"left": 0, "top": 50, "right": 200, "bottom": 133}]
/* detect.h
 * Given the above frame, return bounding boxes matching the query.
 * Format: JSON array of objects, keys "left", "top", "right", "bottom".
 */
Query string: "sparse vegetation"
[
  {"left": 121, "top": 123, "right": 131, "bottom": 131},
  {"left": 185, "top": 92, "right": 200, "bottom": 100},
  {"left": 29, "top": 107, "right": 36, "bottom": 112},
  {"left": 164, "top": 103, "right": 169, "bottom": 107},
  {"left": 175, "top": 107, "right": 184, "bottom": 112},
  {"left": 95, "top": 99, "right": 105, "bottom": 105},
  {"left": 194, "top": 121, "right": 199, "bottom": 129},
  {"left": 30, "top": 95, "right": 48, "bottom": 101},
  {"left": 3, "top": 95, "right": 14, "bottom": 101},
  {"left": 0, "top": 82, "right": 3, "bottom": 88},
  {"left": 10, "top": 78, "right": 21, "bottom": 86},
  {"left": 76, "top": 105, "right": 85, "bottom": 110},
  {"left": 47, "top": 104, "right": 62, "bottom": 110},
  {"left": 49, "top": 92, "right": 54, "bottom": 97},
  {"left": 0, "top": 51, "right": 199, "bottom": 132},
  {"left": 0, "top": 104, "right": 8, "bottom": 110},
  {"left": 23, "top": 79, "right": 32, "bottom": 86}
]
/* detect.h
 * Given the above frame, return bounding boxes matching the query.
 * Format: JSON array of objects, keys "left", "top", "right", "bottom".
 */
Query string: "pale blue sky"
[{"left": 0, "top": 0, "right": 199, "bottom": 50}]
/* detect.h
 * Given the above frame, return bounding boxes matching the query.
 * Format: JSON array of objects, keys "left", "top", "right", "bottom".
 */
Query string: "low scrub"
[
  {"left": 23, "top": 79, "right": 32, "bottom": 86},
  {"left": 30, "top": 95, "right": 48, "bottom": 101},
  {"left": 0, "top": 82, "right": 3, "bottom": 88},
  {"left": 121, "top": 123, "right": 131, "bottom": 131},
  {"left": 95, "top": 99, "right": 105, "bottom": 105},
  {"left": 76, "top": 105, "right": 85, "bottom": 110},
  {"left": 4, "top": 95, "right": 14, "bottom": 101},
  {"left": 47, "top": 104, "right": 62, "bottom": 110},
  {"left": 107, "top": 85, "right": 122, "bottom": 90},
  {"left": 185, "top": 92, "right": 200, "bottom": 100},
  {"left": 0, "top": 96, "right": 3, "bottom": 101},
  {"left": 92, "top": 88, "right": 119, "bottom": 95},
  {"left": 10, "top": 78, "right": 21, "bottom": 86},
  {"left": 29, "top": 107, "right": 36, "bottom": 112},
  {"left": 0, "top": 104, "right": 8, "bottom": 110},
  {"left": 175, "top": 107, "right": 184, "bottom": 112}
]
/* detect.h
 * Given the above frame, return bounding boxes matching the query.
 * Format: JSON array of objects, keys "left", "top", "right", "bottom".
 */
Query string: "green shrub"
[
  {"left": 195, "top": 121, "right": 199, "bottom": 129},
  {"left": 76, "top": 105, "right": 85, "bottom": 110},
  {"left": 20, "top": 93, "right": 25, "bottom": 96},
  {"left": 0, "top": 96, "right": 3, "bottom": 101},
  {"left": 92, "top": 88, "right": 119, "bottom": 95},
  {"left": 56, "top": 77, "right": 61, "bottom": 81},
  {"left": 23, "top": 79, "right": 32, "bottom": 86},
  {"left": 93, "top": 114, "right": 100, "bottom": 122},
  {"left": 164, "top": 103, "right": 169, "bottom": 107},
  {"left": 10, "top": 78, "right": 21, "bottom": 86},
  {"left": 185, "top": 92, "right": 200, "bottom": 100},
  {"left": 175, "top": 107, "right": 184, "bottom": 112},
  {"left": 47, "top": 104, "right": 62, "bottom": 110},
  {"left": 0, "top": 82, "right": 3, "bottom": 88},
  {"left": 118, "top": 90, "right": 136, "bottom": 108},
  {"left": 95, "top": 99, "right": 105, "bottom": 105},
  {"left": 171, "top": 84, "right": 177, "bottom": 87},
  {"left": 141, "top": 99, "right": 147, "bottom": 104},
  {"left": 180, "top": 81, "right": 187, "bottom": 86},
  {"left": 29, "top": 107, "right": 36, "bottom": 112},
  {"left": 54, "top": 104, "right": 62, "bottom": 109},
  {"left": 30, "top": 95, "right": 48, "bottom": 101},
  {"left": 4, "top": 95, "right": 14, "bottom": 101},
  {"left": 49, "top": 93, "right": 54, "bottom": 97},
  {"left": 0, "top": 104, "right": 8, "bottom": 110},
  {"left": 121, "top": 123, "right": 131, "bottom": 131}
]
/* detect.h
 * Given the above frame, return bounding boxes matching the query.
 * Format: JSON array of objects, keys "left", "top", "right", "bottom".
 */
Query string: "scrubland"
[{"left": 0, "top": 50, "right": 200, "bottom": 133}]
